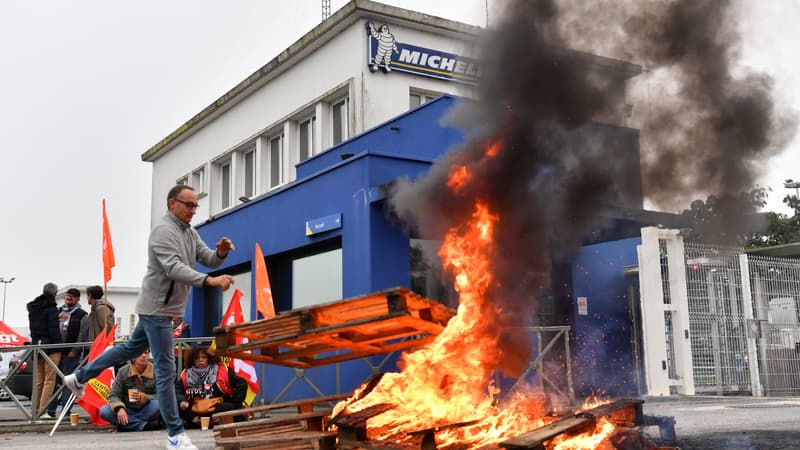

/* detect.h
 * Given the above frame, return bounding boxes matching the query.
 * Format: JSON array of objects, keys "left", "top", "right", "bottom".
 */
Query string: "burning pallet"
[
  {"left": 332, "top": 398, "right": 660, "bottom": 450},
  {"left": 212, "top": 287, "right": 456, "bottom": 368}
]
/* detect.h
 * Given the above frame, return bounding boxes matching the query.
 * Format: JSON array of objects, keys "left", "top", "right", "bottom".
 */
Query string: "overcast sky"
[{"left": 0, "top": 0, "right": 797, "bottom": 328}]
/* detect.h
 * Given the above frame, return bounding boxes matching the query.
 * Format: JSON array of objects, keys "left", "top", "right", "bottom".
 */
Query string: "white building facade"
[{"left": 142, "top": 0, "right": 482, "bottom": 225}]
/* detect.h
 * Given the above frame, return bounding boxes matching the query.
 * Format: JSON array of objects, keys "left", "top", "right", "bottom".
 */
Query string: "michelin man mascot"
[{"left": 368, "top": 22, "right": 399, "bottom": 72}]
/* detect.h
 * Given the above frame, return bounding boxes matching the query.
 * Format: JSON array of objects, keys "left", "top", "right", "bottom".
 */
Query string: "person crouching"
[{"left": 100, "top": 351, "right": 163, "bottom": 431}]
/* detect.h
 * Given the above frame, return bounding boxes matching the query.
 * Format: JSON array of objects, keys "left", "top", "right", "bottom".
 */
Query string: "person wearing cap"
[
  {"left": 47, "top": 287, "right": 87, "bottom": 417},
  {"left": 26, "top": 282, "right": 63, "bottom": 418}
]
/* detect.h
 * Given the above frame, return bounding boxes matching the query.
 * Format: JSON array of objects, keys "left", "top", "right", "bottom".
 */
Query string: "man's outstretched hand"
[
  {"left": 205, "top": 274, "right": 235, "bottom": 291},
  {"left": 216, "top": 237, "right": 235, "bottom": 258}
]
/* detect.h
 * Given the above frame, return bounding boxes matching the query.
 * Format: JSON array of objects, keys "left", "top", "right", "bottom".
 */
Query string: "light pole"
[
  {"left": 0, "top": 277, "right": 14, "bottom": 323},
  {"left": 785, "top": 179, "right": 800, "bottom": 198}
]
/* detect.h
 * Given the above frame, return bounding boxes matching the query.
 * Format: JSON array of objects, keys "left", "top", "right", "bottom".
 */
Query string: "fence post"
[
  {"left": 664, "top": 232, "right": 695, "bottom": 395},
  {"left": 739, "top": 253, "right": 764, "bottom": 397},
  {"left": 637, "top": 227, "right": 671, "bottom": 396}
]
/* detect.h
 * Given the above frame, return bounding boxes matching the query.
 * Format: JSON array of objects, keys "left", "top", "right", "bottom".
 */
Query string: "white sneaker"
[
  {"left": 63, "top": 373, "right": 85, "bottom": 398},
  {"left": 166, "top": 432, "right": 198, "bottom": 450}
]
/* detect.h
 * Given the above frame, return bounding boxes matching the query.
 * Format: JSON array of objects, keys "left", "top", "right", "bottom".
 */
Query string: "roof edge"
[{"left": 141, "top": 0, "right": 482, "bottom": 162}]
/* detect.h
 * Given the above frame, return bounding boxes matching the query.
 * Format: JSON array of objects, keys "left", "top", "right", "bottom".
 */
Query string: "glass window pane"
[
  {"left": 299, "top": 120, "right": 309, "bottom": 162},
  {"left": 244, "top": 150, "right": 254, "bottom": 197},
  {"left": 333, "top": 100, "right": 346, "bottom": 145},
  {"left": 410, "top": 94, "right": 421, "bottom": 108},
  {"left": 292, "top": 248, "right": 342, "bottom": 308},
  {"left": 270, "top": 136, "right": 281, "bottom": 188},
  {"left": 221, "top": 162, "right": 231, "bottom": 209}
]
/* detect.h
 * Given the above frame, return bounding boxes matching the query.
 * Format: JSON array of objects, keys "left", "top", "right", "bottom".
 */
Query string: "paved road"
[{"left": 1, "top": 395, "right": 798, "bottom": 448}]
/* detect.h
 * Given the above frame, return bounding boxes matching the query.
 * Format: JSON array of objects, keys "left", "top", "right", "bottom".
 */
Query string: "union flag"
[{"left": 76, "top": 325, "right": 118, "bottom": 425}]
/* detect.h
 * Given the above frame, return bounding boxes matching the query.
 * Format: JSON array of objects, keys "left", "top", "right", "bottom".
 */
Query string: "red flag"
[
  {"left": 77, "top": 325, "right": 118, "bottom": 425},
  {"left": 254, "top": 243, "right": 275, "bottom": 319},
  {"left": 102, "top": 199, "right": 116, "bottom": 283},
  {"left": 212, "top": 289, "right": 259, "bottom": 405}
]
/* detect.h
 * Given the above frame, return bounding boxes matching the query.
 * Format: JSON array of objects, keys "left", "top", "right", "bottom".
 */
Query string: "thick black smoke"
[{"left": 388, "top": 0, "right": 796, "bottom": 369}]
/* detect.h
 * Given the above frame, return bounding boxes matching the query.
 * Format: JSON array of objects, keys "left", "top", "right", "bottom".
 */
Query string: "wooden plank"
[
  {"left": 499, "top": 417, "right": 594, "bottom": 449},
  {"left": 213, "top": 393, "right": 350, "bottom": 420},
  {"left": 213, "top": 287, "right": 455, "bottom": 368}
]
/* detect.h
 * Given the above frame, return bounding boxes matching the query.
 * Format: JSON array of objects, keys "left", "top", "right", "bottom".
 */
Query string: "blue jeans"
[
  {"left": 99, "top": 399, "right": 161, "bottom": 431},
  {"left": 49, "top": 354, "right": 80, "bottom": 416},
  {"left": 75, "top": 315, "right": 183, "bottom": 436}
]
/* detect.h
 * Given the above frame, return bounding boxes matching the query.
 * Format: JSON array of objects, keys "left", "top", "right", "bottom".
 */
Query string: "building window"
[
  {"left": 299, "top": 116, "right": 316, "bottom": 162},
  {"left": 191, "top": 167, "right": 206, "bottom": 194},
  {"left": 410, "top": 239, "right": 456, "bottom": 308},
  {"left": 332, "top": 98, "right": 349, "bottom": 145},
  {"left": 269, "top": 135, "right": 282, "bottom": 189},
  {"left": 220, "top": 160, "right": 231, "bottom": 209},
  {"left": 410, "top": 90, "right": 441, "bottom": 108},
  {"left": 243, "top": 149, "right": 255, "bottom": 198},
  {"left": 177, "top": 176, "right": 188, "bottom": 185},
  {"left": 292, "top": 247, "right": 342, "bottom": 308}
]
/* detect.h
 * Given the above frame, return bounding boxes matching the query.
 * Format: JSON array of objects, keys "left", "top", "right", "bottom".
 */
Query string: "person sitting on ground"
[
  {"left": 176, "top": 345, "right": 247, "bottom": 428},
  {"left": 100, "top": 351, "right": 163, "bottom": 431}
]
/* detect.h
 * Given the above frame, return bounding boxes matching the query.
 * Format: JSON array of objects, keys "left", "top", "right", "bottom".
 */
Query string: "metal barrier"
[{"left": 0, "top": 337, "right": 213, "bottom": 421}]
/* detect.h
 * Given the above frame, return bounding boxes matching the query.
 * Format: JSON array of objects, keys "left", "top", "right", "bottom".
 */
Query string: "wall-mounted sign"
[
  {"left": 366, "top": 22, "right": 481, "bottom": 84},
  {"left": 577, "top": 296, "right": 588, "bottom": 316},
  {"left": 306, "top": 213, "right": 342, "bottom": 236}
]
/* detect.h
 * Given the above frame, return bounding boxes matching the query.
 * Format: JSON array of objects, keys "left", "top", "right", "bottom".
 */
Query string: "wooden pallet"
[{"left": 212, "top": 287, "right": 455, "bottom": 368}]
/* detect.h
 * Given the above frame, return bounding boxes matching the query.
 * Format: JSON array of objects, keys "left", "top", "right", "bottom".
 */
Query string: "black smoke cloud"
[{"left": 388, "top": 0, "right": 796, "bottom": 358}]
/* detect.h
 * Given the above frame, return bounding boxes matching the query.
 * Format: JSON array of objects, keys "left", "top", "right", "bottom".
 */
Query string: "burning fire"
[{"left": 334, "top": 139, "right": 623, "bottom": 448}]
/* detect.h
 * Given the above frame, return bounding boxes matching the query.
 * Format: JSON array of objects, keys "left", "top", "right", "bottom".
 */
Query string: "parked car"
[{"left": 3, "top": 349, "right": 33, "bottom": 400}]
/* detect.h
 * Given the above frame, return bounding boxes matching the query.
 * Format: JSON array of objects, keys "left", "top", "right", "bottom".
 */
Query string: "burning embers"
[{"left": 331, "top": 139, "right": 653, "bottom": 449}]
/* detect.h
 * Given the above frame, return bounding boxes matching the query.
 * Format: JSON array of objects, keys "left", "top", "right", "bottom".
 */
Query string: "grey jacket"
[{"left": 135, "top": 212, "right": 226, "bottom": 317}]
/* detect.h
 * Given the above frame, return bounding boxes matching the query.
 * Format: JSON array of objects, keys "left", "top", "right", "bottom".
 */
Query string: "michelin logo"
[
  {"left": 365, "top": 21, "right": 481, "bottom": 83},
  {"left": 367, "top": 22, "right": 399, "bottom": 72}
]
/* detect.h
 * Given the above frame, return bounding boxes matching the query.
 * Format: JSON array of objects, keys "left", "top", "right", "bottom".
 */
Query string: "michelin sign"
[{"left": 366, "top": 22, "right": 481, "bottom": 84}]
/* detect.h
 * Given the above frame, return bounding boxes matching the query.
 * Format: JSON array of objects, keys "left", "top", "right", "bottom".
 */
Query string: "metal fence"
[
  {"left": 683, "top": 242, "right": 751, "bottom": 395},
  {"left": 747, "top": 254, "right": 800, "bottom": 396}
]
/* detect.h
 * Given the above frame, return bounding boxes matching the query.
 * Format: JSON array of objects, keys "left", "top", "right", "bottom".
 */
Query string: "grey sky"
[{"left": 0, "top": 0, "right": 796, "bottom": 328}]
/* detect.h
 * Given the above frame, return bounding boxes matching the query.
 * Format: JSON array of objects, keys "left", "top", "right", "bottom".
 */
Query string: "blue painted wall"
[
  {"left": 188, "top": 96, "right": 464, "bottom": 399},
  {"left": 571, "top": 236, "right": 641, "bottom": 397}
]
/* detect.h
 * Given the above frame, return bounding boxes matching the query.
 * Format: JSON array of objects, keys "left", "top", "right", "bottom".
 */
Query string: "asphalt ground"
[{"left": 0, "top": 395, "right": 798, "bottom": 449}]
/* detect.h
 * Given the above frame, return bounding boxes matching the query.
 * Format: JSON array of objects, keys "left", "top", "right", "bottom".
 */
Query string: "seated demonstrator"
[
  {"left": 64, "top": 184, "right": 235, "bottom": 450},
  {"left": 100, "top": 351, "right": 162, "bottom": 431}
]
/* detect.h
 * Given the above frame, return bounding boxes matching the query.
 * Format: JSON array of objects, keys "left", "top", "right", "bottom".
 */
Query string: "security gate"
[{"left": 638, "top": 227, "right": 800, "bottom": 397}]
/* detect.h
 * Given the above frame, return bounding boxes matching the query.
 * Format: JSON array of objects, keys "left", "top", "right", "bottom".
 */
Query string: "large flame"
[{"left": 334, "top": 139, "right": 622, "bottom": 449}]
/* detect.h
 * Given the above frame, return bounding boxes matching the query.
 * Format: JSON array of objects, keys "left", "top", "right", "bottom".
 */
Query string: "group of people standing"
[
  {"left": 26, "top": 278, "right": 247, "bottom": 433},
  {"left": 26, "top": 283, "right": 115, "bottom": 419}
]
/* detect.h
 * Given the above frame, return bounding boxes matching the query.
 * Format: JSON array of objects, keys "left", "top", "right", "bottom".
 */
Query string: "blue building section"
[
  {"left": 571, "top": 236, "right": 641, "bottom": 397},
  {"left": 181, "top": 94, "right": 654, "bottom": 403},
  {"left": 189, "top": 96, "right": 464, "bottom": 399}
]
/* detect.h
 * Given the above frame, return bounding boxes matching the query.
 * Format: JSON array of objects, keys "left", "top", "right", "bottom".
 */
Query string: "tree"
[
  {"left": 680, "top": 187, "right": 768, "bottom": 245},
  {"left": 681, "top": 187, "right": 800, "bottom": 248},
  {"left": 748, "top": 194, "right": 800, "bottom": 248}
]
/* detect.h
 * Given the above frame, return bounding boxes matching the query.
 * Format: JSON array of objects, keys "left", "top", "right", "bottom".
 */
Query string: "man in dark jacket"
[
  {"left": 27, "top": 282, "right": 63, "bottom": 418},
  {"left": 48, "top": 287, "right": 87, "bottom": 417}
]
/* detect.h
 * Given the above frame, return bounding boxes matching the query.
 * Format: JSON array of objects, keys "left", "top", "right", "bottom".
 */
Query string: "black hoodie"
[{"left": 27, "top": 293, "right": 63, "bottom": 354}]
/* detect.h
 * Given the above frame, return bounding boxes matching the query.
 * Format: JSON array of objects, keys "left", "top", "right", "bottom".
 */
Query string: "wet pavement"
[{"left": 0, "top": 395, "right": 798, "bottom": 448}]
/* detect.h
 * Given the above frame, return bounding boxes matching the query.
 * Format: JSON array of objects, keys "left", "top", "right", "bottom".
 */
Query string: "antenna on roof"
[{"left": 322, "top": 0, "right": 331, "bottom": 21}]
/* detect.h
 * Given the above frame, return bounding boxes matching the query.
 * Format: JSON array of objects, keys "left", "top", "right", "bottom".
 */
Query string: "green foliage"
[
  {"left": 680, "top": 187, "right": 768, "bottom": 245},
  {"left": 749, "top": 194, "right": 800, "bottom": 248},
  {"left": 681, "top": 187, "right": 800, "bottom": 248}
]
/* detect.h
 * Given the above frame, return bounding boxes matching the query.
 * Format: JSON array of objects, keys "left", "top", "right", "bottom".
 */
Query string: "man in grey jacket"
[{"left": 65, "top": 185, "right": 235, "bottom": 450}]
